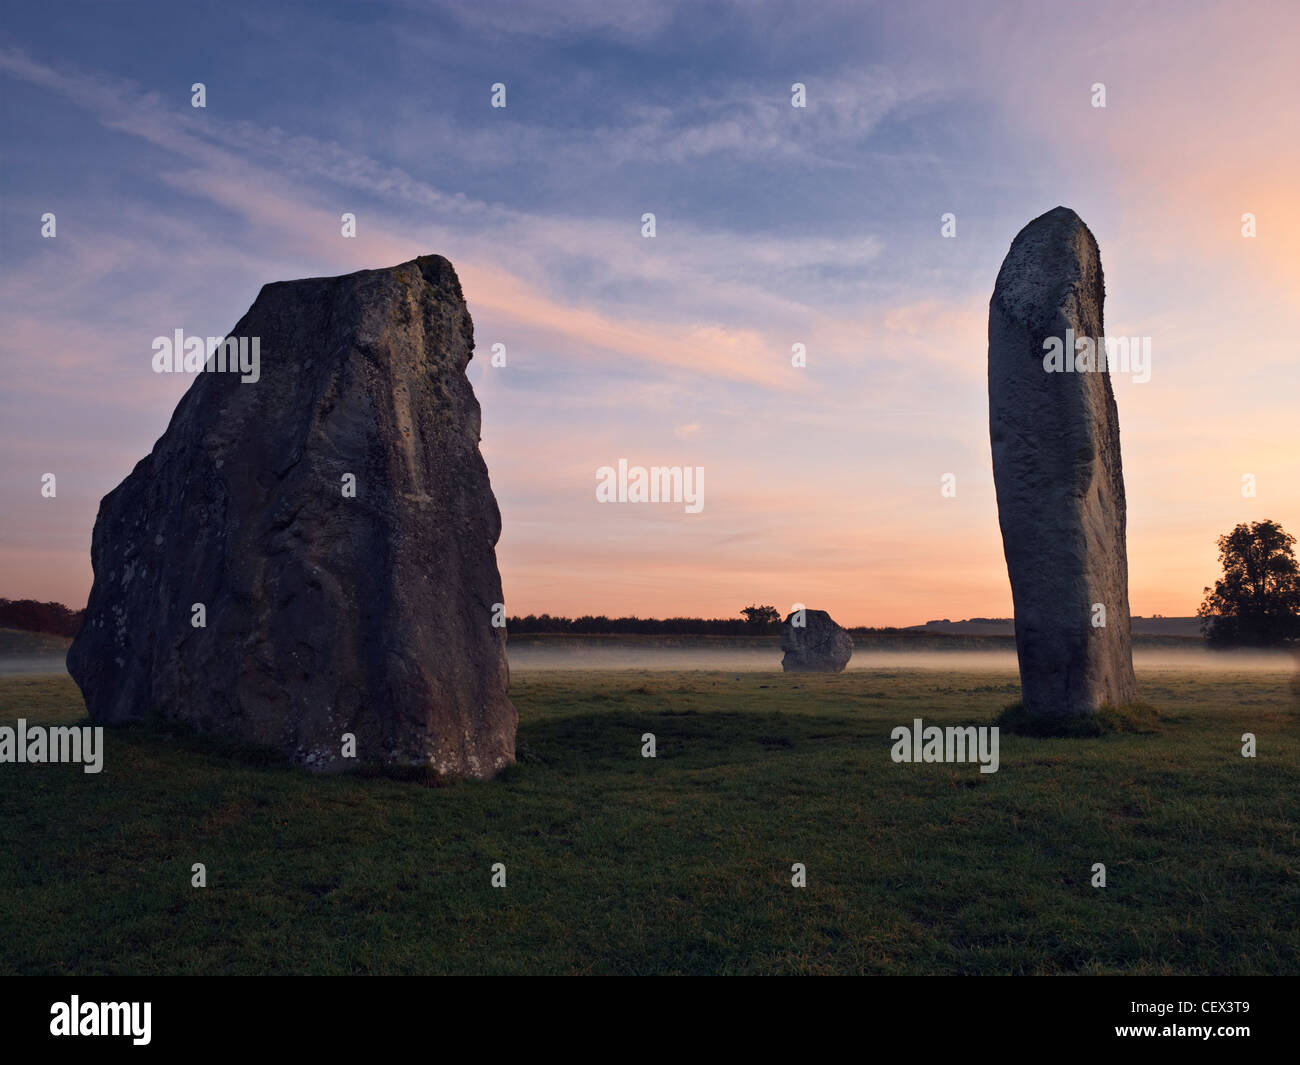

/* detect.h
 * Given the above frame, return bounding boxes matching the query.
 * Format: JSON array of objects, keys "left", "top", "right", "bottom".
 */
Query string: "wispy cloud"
[{"left": 1, "top": 2, "right": 1296, "bottom": 624}]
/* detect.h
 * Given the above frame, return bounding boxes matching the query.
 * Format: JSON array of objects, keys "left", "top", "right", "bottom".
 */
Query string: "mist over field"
[
  {"left": 0, "top": 656, "right": 73, "bottom": 676},
  {"left": 504, "top": 643, "right": 1299, "bottom": 674},
  {"left": 3, "top": 636, "right": 1296, "bottom": 678}
]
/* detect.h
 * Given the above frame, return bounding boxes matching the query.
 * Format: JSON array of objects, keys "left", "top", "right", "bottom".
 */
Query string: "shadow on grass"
[
  {"left": 522, "top": 708, "right": 868, "bottom": 773},
  {"left": 113, "top": 719, "right": 297, "bottom": 767},
  {"left": 102, "top": 706, "right": 876, "bottom": 780}
]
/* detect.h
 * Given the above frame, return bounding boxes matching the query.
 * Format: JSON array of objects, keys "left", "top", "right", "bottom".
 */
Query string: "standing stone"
[
  {"left": 780, "top": 609, "right": 853, "bottom": 673},
  {"left": 67, "top": 255, "right": 517, "bottom": 777},
  {"left": 988, "top": 206, "right": 1137, "bottom": 719}
]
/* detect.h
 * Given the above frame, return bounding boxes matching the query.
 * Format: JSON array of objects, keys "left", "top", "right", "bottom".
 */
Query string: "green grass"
[
  {"left": 1, "top": 667, "right": 1296, "bottom": 975},
  {"left": 995, "top": 699, "right": 1164, "bottom": 737}
]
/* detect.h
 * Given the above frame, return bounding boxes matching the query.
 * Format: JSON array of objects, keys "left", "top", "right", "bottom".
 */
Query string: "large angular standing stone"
[
  {"left": 988, "top": 207, "right": 1137, "bottom": 719},
  {"left": 780, "top": 609, "right": 853, "bottom": 673},
  {"left": 67, "top": 255, "right": 517, "bottom": 777}
]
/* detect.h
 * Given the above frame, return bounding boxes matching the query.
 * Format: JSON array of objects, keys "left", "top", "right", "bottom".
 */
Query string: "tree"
[
  {"left": 740, "top": 604, "right": 780, "bottom": 631},
  {"left": 0, "top": 598, "right": 84, "bottom": 637},
  {"left": 1198, "top": 520, "right": 1300, "bottom": 647}
]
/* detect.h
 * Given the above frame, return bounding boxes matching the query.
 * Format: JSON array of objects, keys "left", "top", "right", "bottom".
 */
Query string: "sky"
[{"left": 1, "top": 0, "right": 1297, "bottom": 626}]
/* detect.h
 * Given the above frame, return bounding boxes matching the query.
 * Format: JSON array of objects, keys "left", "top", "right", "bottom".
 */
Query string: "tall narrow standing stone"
[
  {"left": 988, "top": 207, "right": 1137, "bottom": 719},
  {"left": 67, "top": 255, "right": 516, "bottom": 776}
]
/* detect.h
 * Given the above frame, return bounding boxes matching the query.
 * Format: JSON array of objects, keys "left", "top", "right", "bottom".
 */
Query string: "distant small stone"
[{"left": 780, "top": 610, "right": 853, "bottom": 673}]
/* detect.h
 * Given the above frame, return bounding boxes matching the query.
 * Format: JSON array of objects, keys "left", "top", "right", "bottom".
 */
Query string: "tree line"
[
  {"left": 2, "top": 522, "right": 1296, "bottom": 647},
  {"left": 507, "top": 608, "right": 789, "bottom": 636},
  {"left": 0, "top": 598, "right": 85, "bottom": 637}
]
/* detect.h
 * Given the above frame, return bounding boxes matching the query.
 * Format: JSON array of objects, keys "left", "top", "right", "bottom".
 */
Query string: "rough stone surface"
[
  {"left": 780, "top": 609, "right": 853, "bottom": 673},
  {"left": 988, "top": 206, "right": 1137, "bottom": 718},
  {"left": 67, "top": 255, "right": 517, "bottom": 776}
]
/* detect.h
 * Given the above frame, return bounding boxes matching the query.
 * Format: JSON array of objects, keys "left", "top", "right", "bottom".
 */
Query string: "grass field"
[{"left": 1, "top": 666, "right": 1297, "bottom": 975}]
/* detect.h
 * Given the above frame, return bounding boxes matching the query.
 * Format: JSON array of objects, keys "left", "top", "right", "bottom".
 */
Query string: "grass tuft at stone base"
[{"left": 995, "top": 699, "right": 1162, "bottom": 737}]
